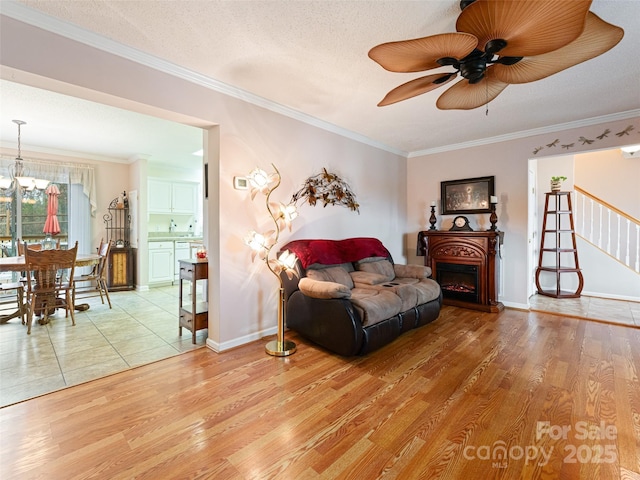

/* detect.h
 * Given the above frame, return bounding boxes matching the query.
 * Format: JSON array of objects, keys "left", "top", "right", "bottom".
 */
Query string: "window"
[
  {"left": 0, "top": 184, "right": 69, "bottom": 256},
  {"left": 21, "top": 184, "right": 69, "bottom": 240},
  {"left": 0, "top": 158, "right": 96, "bottom": 256}
]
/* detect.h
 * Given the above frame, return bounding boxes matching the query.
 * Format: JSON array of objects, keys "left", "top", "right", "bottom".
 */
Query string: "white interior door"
[{"left": 527, "top": 161, "right": 538, "bottom": 300}]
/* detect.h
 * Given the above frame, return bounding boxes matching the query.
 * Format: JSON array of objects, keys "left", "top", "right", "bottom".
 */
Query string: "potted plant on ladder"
[{"left": 550, "top": 176, "right": 567, "bottom": 192}]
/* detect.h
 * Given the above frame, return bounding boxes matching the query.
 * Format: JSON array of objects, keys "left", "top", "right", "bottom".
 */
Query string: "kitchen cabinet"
[
  {"left": 148, "top": 178, "right": 197, "bottom": 214},
  {"left": 174, "top": 241, "right": 191, "bottom": 281},
  {"left": 148, "top": 241, "right": 174, "bottom": 284}
]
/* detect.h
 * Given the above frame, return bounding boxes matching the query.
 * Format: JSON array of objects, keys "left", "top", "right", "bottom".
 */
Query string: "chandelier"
[{"left": 0, "top": 120, "right": 49, "bottom": 193}]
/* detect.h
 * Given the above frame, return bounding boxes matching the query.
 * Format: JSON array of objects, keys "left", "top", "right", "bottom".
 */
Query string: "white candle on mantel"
[
  {"left": 490, "top": 196, "right": 498, "bottom": 204},
  {"left": 430, "top": 201, "right": 436, "bottom": 207}
]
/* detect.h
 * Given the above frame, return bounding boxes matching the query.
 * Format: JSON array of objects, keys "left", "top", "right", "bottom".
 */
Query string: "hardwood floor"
[{"left": 1, "top": 305, "right": 639, "bottom": 479}]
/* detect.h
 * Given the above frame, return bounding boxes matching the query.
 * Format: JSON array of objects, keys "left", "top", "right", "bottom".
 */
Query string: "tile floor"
[
  {"left": 529, "top": 293, "right": 640, "bottom": 327},
  {"left": 0, "top": 284, "right": 207, "bottom": 408}
]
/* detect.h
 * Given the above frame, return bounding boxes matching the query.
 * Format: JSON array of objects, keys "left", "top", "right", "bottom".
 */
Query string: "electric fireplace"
[
  {"left": 419, "top": 230, "right": 504, "bottom": 312},
  {"left": 437, "top": 262, "right": 479, "bottom": 304}
]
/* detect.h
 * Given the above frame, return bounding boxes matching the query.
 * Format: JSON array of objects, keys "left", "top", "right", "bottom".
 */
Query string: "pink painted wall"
[
  {"left": 407, "top": 116, "right": 640, "bottom": 307},
  {"left": 575, "top": 149, "right": 640, "bottom": 219},
  {"left": 2, "top": 15, "right": 637, "bottom": 347},
  {"left": 0, "top": 16, "right": 406, "bottom": 350}
]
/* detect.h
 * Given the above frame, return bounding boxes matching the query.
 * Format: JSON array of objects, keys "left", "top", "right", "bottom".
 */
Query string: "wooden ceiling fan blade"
[
  {"left": 378, "top": 73, "right": 457, "bottom": 106},
  {"left": 456, "top": 0, "right": 592, "bottom": 57},
  {"left": 369, "top": 33, "right": 477, "bottom": 73},
  {"left": 436, "top": 71, "right": 508, "bottom": 110},
  {"left": 493, "top": 12, "right": 624, "bottom": 84}
]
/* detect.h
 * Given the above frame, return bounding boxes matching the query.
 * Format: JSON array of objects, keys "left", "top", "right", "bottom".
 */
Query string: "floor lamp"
[{"left": 244, "top": 164, "right": 298, "bottom": 356}]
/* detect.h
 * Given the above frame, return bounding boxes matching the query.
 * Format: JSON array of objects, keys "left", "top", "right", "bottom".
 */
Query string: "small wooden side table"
[{"left": 178, "top": 258, "right": 208, "bottom": 344}]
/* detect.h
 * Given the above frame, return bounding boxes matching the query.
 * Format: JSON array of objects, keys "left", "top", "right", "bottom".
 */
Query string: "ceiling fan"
[{"left": 368, "top": 0, "right": 624, "bottom": 110}]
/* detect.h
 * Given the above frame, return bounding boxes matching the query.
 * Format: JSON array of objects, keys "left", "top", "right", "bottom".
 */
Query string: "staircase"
[{"left": 573, "top": 185, "right": 640, "bottom": 274}]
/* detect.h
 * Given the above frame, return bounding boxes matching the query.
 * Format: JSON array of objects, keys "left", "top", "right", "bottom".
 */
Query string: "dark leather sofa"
[{"left": 279, "top": 237, "right": 442, "bottom": 356}]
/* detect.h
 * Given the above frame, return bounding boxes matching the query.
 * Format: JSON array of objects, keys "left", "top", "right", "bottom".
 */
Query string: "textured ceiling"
[
  {"left": 0, "top": 80, "right": 204, "bottom": 167},
  {"left": 1, "top": 0, "right": 639, "bottom": 164}
]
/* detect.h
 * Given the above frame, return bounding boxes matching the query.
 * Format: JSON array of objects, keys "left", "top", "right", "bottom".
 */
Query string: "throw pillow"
[
  {"left": 306, "top": 264, "right": 354, "bottom": 289},
  {"left": 394, "top": 263, "right": 432, "bottom": 279},
  {"left": 355, "top": 257, "right": 395, "bottom": 282},
  {"left": 299, "top": 278, "right": 352, "bottom": 299}
]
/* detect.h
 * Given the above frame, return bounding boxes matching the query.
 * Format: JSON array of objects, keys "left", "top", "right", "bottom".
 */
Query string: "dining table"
[{"left": 0, "top": 253, "right": 101, "bottom": 324}]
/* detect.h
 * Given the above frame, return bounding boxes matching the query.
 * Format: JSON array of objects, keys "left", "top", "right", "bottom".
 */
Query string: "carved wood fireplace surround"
[{"left": 419, "top": 231, "right": 504, "bottom": 313}]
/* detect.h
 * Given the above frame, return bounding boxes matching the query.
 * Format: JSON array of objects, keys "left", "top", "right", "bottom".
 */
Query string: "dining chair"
[
  {"left": 73, "top": 239, "right": 112, "bottom": 309},
  {"left": 17, "top": 238, "right": 61, "bottom": 255},
  {"left": 17, "top": 240, "right": 43, "bottom": 256},
  {"left": 0, "top": 281, "right": 25, "bottom": 325},
  {"left": 23, "top": 241, "right": 78, "bottom": 334}
]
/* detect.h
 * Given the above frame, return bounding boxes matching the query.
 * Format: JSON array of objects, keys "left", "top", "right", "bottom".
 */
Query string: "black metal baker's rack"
[{"left": 103, "top": 192, "right": 130, "bottom": 247}]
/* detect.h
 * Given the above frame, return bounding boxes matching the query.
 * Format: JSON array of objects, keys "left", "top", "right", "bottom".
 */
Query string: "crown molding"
[
  {"left": 408, "top": 110, "right": 640, "bottom": 158},
  {"left": 1, "top": 1, "right": 407, "bottom": 158}
]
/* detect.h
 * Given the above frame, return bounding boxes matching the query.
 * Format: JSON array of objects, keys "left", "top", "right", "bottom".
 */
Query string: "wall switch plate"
[{"left": 233, "top": 176, "right": 248, "bottom": 190}]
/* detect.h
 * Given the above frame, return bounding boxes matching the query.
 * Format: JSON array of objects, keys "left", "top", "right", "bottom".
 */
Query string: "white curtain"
[
  {"left": 0, "top": 157, "right": 97, "bottom": 216},
  {"left": 68, "top": 183, "right": 91, "bottom": 255},
  {"left": 0, "top": 157, "right": 95, "bottom": 258}
]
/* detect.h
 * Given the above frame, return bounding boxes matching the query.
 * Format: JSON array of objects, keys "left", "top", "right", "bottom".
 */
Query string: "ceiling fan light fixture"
[
  {"left": 460, "top": 0, "right": 476, "bottom": 10},
  {"left": 436, "top": 57, "right": 459, "bottom": 67},
  {"left": 369, "top": 33, "right": 477, "bottom": 73},
  {"left": 484, "top": 38, "right": 507, "bottom": 55},
  {"left": 369, "top": 0, "right": 623, "bottom": 110},
  {"left": 436, "top": 70, "right": 508, "bottom": 110},
  {"left": 459, "top": 51, "right": 488, "bottom": 82},
  {"left": 378, "top": 73, "right": 457, "bottom": 106},
  {"left": 456, "top": 0, "right": 592, "bottom": 57},
  {"left": 492, "top": 12, "right": 624, "bottom": 84}
]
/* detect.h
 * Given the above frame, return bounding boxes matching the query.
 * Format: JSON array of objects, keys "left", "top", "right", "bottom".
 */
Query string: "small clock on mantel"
[{"left": 449, "top": 215, "right": 473, "bottom": 231}]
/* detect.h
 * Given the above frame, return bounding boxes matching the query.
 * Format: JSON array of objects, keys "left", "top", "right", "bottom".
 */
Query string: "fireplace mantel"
[{"left": 418, "top": 230, "right": 504, "bottom": 312}]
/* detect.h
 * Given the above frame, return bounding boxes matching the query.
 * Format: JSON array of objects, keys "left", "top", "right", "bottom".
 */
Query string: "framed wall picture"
[{"left": 441, "top": 176, "right": 495, "bottom": 214}]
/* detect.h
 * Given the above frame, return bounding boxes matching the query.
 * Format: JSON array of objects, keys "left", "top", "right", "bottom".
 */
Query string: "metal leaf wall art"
[{"left": 290, "top": 168, "right": 360, "bottom": 213}]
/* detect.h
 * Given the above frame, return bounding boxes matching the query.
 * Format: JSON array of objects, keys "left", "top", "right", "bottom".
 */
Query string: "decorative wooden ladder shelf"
[{"left": 535, "top": 191, "right": 584, "bottom": 298}]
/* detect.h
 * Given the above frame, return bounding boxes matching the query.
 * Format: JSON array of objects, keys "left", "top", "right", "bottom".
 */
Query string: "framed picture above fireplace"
[{"left": 441, "top": 176, "right": 495, "bottom": 215}]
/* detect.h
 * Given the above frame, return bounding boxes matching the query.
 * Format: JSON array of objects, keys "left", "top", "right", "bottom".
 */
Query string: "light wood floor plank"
[{"left": 1, "top": 305, "right": 639, "bottom": 479}]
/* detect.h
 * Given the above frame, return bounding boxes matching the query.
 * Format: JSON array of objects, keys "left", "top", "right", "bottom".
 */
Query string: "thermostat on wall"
[{"left": 233, "top": 176, "right": 248, "bottom": 190}]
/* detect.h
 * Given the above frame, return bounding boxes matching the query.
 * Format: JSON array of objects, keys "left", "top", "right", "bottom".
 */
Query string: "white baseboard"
[
  {"left": 206, "top": 326, "right": 278, "bottom": 353},
  {"left": 502, "top": 300, "right": 530, "bottom": 310},
  {"left": 580, "top": 291, "right": 640, "bottom": 303}
]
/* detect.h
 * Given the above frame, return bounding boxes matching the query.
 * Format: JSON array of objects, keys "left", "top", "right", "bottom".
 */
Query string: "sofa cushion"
[
  {"left": 306, "top": 263, "right": 354, "bottom": 289},
  {"left": 394, "top": 277, "right": 441, "bottom": 304},
  {"left": 394, "top": 263, "right": 432, "bottom": 279},
  {"left": 381, "top": 283, "right": 418, "bottom": 312},
  {"left": 349, "top": 270, "right": 388, "bottom": 286},
  {"left": 299, "top": 278, "right": 352, "bottom": 299},
  {"left": 350, "top": 288, "right": 403, "bottom": 327},
  {"left": 355, "top": 257, "right": 395, "bottom": 282}
]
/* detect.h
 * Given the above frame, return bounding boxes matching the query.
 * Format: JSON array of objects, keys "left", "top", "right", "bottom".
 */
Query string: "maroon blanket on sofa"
[{"left": 281, "top": 237, "right": 391, "bottom": 269}]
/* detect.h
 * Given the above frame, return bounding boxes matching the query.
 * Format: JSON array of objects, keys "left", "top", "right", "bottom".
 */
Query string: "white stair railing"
[{"left": 573, "top": 186, "right": 640, "bottom": 273}]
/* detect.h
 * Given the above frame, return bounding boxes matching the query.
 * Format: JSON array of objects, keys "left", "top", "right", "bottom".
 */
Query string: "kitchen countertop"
[{"left": 148, "top": 235, "right": 203, "bottom": 242}]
